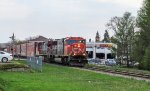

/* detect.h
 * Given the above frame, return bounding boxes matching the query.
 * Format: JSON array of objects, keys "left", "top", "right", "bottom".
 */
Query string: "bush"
[{"left": 0, "top": 62, "right": 28, "bottom": 70}]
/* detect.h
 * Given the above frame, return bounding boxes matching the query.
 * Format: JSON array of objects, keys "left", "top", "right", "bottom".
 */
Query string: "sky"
[{"left": 0, "top": 0, "right": 143, "bottom": 43}]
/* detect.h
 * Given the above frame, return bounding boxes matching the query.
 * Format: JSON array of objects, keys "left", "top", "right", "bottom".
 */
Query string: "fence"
[{"left": 27, "top": 56, "right": 43, "bottom": 72}]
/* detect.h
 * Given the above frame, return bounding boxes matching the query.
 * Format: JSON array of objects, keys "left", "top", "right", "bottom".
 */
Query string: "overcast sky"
[{"left": 0, "top": 0, "right": 143, "bottom": 43}]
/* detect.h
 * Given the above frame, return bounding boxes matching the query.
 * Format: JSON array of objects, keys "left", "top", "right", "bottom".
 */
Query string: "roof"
[
  {"left": 28, "top": 36, "right": 49, "bottom": 42},
  {"left": 0, "top": 43, "right": 9, "bottom": 48},
  {"left": 66, "top": 37, "right": 85, "bottom": 40}
]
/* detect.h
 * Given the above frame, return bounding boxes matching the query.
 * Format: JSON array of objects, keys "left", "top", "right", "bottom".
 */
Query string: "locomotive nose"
[
  {"left": 73, "top": 43, "right": 84, "bottom": 50},
  {"left": 72, "top": 43, "right": 86, "bottom": 56},
  {"left": 74, "top": 44, "right": 81, "bottom": 48}
]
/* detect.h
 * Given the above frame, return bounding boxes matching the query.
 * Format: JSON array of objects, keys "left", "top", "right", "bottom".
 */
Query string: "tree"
[
  {"left": 103, "top": 30, "right": 110, "bottom": 43},
  {"left": 143, "top": 47, "right": 150, "bottom": 70},
  {"left": 135, "top": 0, "right": 150, "bottom": 69},
  {"left": 107, "top": 12, "right": 136, "bottom": 67}
]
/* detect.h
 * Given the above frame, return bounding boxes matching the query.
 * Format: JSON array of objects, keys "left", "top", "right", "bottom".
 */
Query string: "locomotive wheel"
[
  {"left": 49, "top": 57, "right": 54, "bottom": 63},
  {"left": 65, "top": 58, "right": 69, "bottom": 65},
  {"left": 69, "top": 62, "right": 73, "bottom": 66},
  {"left": 64, "top": 58, "right": 71, "bottom": 66},
  {"left": 62, "top": 58, "right": 66, "bottom": 65},
  {"left": 68, "top": 60, "right": 73, "bottom": 66}
]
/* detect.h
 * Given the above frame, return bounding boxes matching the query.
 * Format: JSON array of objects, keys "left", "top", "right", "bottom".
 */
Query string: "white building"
[{"left": 86, "top": 42, "right": 116, "bottom": 64}]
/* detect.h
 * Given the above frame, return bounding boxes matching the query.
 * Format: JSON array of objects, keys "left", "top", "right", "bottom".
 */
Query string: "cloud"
[
  {"left": 96, "top": 0, "right": 143, "bottom": 8},
  {"left": 0, "top": 0, "right": 32, "bottom": 20},
  {"left": 39, "top": 0, "right": 83, "bottom": 13},
  {"left": 0, "top": 0, "right": 143, "bottom": 43}
]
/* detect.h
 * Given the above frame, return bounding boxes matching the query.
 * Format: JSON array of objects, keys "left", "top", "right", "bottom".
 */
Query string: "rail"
[{"left": 84, "top": 66, "right": 150, "bottom": 79}]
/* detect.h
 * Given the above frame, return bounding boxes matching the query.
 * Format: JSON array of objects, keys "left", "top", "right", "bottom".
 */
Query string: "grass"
[{"left": 0, "top": 60, "right": 150, "bottom": 91}]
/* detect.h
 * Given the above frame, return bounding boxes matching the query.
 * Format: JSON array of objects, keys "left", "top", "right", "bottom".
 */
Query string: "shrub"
[{"left": 0, "top": 62, "right": 28, "bottom": 70}]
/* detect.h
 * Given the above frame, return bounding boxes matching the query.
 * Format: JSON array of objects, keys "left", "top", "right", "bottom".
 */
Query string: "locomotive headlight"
[
  {"left": 74, "top": 53, "right": 76, "bottom": 56},
  {"left": 78, "top": 44, "right": 80, "bottom": 47},
  {"left": 74, "top": 45, "right": 77, "bottom": 47},
  {"left": 83, "top": 53, "right": 86, "bottom": 56}
]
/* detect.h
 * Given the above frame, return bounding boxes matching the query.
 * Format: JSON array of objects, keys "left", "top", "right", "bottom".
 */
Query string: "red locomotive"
[{"left": 47, "top": 37, "right": 88, "bottom": 66}]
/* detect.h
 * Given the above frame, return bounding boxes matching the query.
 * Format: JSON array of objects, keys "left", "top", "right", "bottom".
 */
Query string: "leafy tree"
[
  {"left": 143, "top": 47, "right": 150, "bottom": 70},
  {"left": 135, "top": 0, "right": 150, "bottom": 69},
  {"left": 103, "top": 30, "right": 110, "bottom": 43},
  {"left": 107, "top": 12, "right": 136, "bottom": 67}
]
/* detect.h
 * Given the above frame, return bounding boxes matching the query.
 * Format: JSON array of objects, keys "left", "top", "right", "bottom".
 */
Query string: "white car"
[{"left": 0, "top": 51, "right": 13, "bottom": 62}]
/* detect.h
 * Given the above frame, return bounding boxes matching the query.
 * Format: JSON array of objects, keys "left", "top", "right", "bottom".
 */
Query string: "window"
[
  {"left": 86, "top": 51, "right": 93, "bottom": 58},
  {"left": 0, "top": 52, "right": 5, "bottom": 54},
  {"left": 66, "top": 40, "right": 77, "bottom": 45},
  {"left": 107, "top": 53, "right": 115, "bottom": 59},
  {"left": 96, "top": 53, "right": 105, "bottom": 59},
  {"left": 66, "top": 40, "right": 85, "bottom": 45}
]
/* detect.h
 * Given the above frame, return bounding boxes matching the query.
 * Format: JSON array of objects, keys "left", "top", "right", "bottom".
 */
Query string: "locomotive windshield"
[{"left": 66, "top": 40, "right": 85, "bottom": 45}]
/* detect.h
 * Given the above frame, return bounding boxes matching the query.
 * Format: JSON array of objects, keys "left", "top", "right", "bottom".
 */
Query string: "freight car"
[
  {"left": 6, "top": 36, "right": 49, "bottom": 58},
  {"left": 46, "top": 37, "right": 88, "bottom": 66},
  {"left": 7, "top": 41, "right": 46, "bottom": 58}
]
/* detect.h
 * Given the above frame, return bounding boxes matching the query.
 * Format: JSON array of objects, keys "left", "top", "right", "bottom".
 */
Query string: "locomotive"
[{"left": 46, "top": 37, "right": 88, "bottom": 66}]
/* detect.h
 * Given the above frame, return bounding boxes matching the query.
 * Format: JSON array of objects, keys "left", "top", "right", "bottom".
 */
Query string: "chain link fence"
[{"left": 27, "top": 56, "right": 43, "bottom": 72}]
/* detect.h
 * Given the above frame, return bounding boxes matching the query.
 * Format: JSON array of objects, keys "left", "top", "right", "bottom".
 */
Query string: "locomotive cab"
[
  {"left": 66, "top": 39, "right": 86, "bottom": 56},
  {"left": 64, "top": 37, "right": 87, "bottom": 66}
]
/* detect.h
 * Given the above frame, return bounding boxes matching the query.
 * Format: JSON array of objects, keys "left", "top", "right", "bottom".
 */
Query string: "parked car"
[
  {"left": 0, "top": 51, "right": 13, "bottom": 62},
  {"left": 105, "top": 59, "right": 116, "bottom": 66},
  {"left": 115, "top": 59, "right": 121, "bottom": 65}
]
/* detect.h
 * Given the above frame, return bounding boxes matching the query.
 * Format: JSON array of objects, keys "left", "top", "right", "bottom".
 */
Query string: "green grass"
[{"left": 0, "top": 61, "right": 150, "bottom": 91}]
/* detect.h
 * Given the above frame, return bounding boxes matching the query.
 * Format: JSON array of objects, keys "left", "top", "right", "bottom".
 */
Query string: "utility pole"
[{"left": 9, "top": 33, "right": 15, "bottom": 58}]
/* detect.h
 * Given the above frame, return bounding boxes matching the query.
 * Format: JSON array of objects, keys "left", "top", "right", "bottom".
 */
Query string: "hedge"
[{"left": 0, "top": 62, "right": 28, "bottom": 70}]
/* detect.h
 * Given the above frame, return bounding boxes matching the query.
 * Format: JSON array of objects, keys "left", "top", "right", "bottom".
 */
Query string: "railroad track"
[
  {"left": 44, "top": 61, "right": 150, "bottom": 80},
  {"left": 83, "top": 66, "right": 150, "bottom": 80}
]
